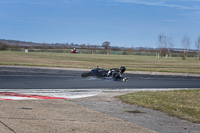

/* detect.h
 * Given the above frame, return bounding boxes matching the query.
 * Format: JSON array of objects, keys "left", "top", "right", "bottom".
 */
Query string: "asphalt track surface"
[{"left": 0, "top": 66, "right": 200, "bottom": 89}]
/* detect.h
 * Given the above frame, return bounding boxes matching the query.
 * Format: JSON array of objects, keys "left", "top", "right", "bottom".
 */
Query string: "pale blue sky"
[{"left": 0, "top": 0, "right": 200, "bottom": 49}]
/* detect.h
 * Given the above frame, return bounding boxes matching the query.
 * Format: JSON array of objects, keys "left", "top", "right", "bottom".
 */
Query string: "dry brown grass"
[
  {"left": 0, "top": 51, "right": 200, "bottom": 73},
  {"left": 117, "top": 89, "right": 200, "bottom": 123}
]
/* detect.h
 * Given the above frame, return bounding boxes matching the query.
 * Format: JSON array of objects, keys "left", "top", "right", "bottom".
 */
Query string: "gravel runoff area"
[{"left": 0, "top": 99, "right": 157, "bottom": 133}]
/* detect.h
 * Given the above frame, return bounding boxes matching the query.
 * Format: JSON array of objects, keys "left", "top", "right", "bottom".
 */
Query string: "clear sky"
[{"left": 0, "top": 0, "right": 200, "bottom": 49}]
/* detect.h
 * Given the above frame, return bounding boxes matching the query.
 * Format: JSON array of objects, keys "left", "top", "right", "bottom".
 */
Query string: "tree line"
[
  {"left": 0, "top": 37, "right": 200, "bottom": 59},
  {"left": 157, "top": 33, "right": 200, "bottom": 60}
]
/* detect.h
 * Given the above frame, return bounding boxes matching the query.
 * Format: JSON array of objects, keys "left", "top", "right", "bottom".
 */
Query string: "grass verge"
[
  {"left": 117, "top": 89, "right": 200, "bottom": 123},
  {"left": 1, "top": 51, "right": 200, "bottom": 74}
]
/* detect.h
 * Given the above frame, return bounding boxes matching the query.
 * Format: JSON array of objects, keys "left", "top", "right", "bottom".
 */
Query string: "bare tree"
[
  {"left": 0, "top": 42, "right": 8, "bottom": 50},
  {"left": 102, "top": 41, "right": 110, "bottom": 54},
  {"left": 80, "top": 44, "right": 86, "bottom": 49},
  {"left": 158, "top": 33, "right": 167, "bottom": 58},
  {"left": 166, "top": 35, "right": 174, "bottom": 57},
  {"left": 195, "top": 36, "right": 200, "bottom": 60},
  {"left": 182, "top": 35, "right": 191, "bottom": 59}
]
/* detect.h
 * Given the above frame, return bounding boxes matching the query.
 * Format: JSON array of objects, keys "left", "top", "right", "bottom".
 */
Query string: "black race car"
[{"left": 81, "top": 66, "right": 128, "bottom": 81}]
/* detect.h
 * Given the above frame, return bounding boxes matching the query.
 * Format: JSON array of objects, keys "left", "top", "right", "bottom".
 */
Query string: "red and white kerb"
[{"left": 0, "top": 92, "right": 68, "bottom": 100}]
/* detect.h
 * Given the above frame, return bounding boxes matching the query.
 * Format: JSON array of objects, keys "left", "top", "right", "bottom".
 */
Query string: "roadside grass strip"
[
  {"left": 0, "top": 92, "right": 68, "bottom": 100},
  {"left": 117, "top": 89, "right": 200, "bottom": 124},
  {"left": 1, "top": 51, "right": 200, "bottom": 74}
]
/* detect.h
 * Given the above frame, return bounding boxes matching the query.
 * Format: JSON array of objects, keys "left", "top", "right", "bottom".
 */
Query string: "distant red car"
[{"left": 71, "top": 48, "right": 78, "bottom": 53}]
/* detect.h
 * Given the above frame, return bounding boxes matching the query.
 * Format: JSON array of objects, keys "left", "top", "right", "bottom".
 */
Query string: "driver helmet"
[{"left": 120, "top": 66, "right": 126, "bottom": 73}]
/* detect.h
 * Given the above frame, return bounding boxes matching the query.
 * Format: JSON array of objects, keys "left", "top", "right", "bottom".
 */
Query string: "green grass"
[
  {"left": 117, "top": 89, "right": 200, "bottom": 123},
  {"left": 0, "top": 51, "right": 200, "bottom": 73}
]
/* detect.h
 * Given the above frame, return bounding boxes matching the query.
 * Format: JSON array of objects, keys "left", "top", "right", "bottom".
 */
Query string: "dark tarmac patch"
[
  {"left": 20, "top": 107, "right": 33, "bottom": 110},
  {"left": 125, "top": 110, "right": 146, "bottom": 114}
]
